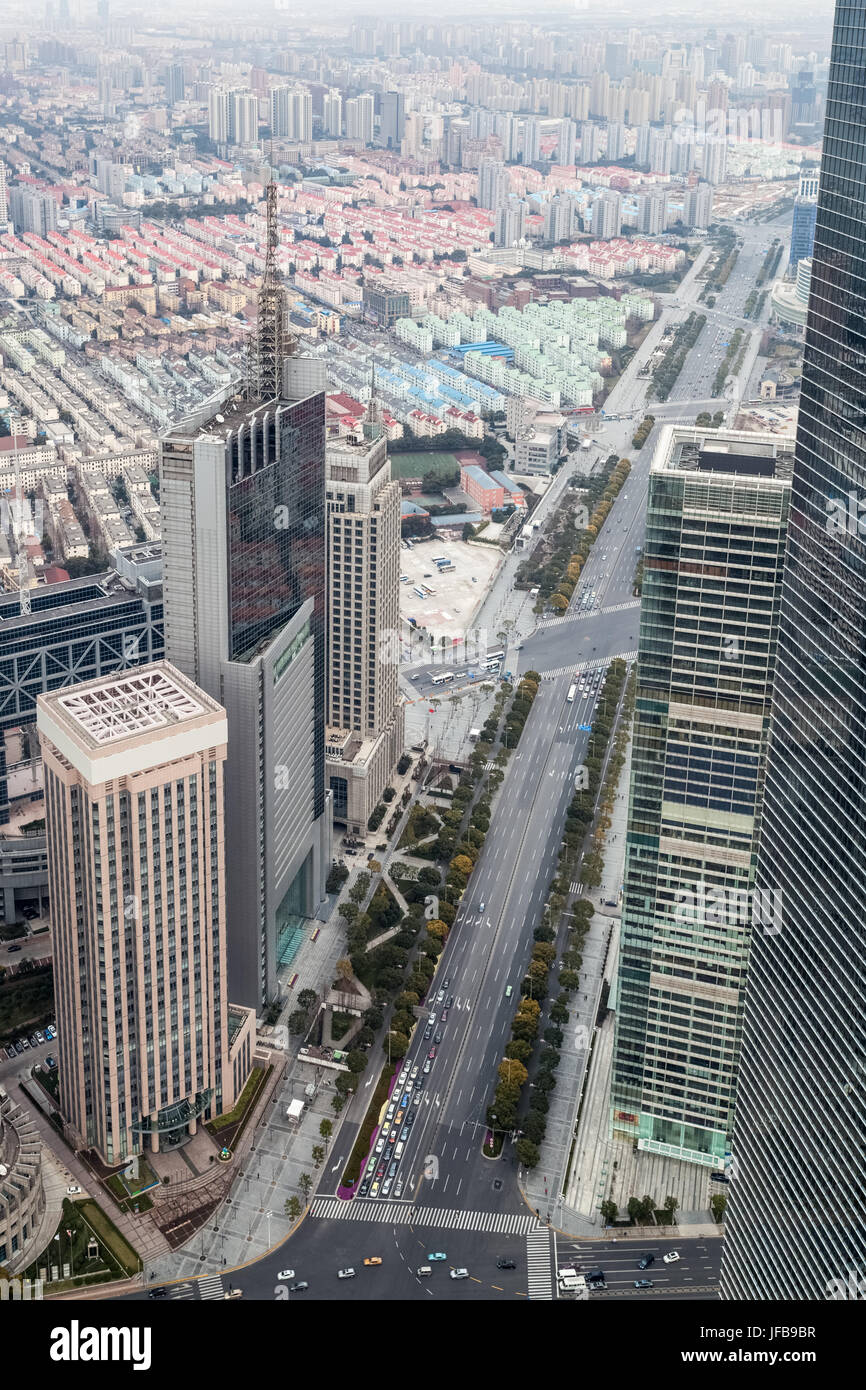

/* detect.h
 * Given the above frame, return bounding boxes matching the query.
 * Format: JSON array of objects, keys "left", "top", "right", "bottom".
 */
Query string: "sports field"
[{"left": 388, "top": 450, "right": 461, "bottom": 480}]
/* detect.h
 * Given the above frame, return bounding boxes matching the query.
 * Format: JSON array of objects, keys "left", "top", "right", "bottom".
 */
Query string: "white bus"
[
  {"left": 413, "top": 587, "right": 426, "bottom": 599},
  {"left": 431, "top": 672, "right": 454, "bottom": 685},
  {"left": 430, "top": 555, "right": 446, "bottom": 564},
  {"left": 486, "top": 650, "right": 504, "bottom": 663},
  {"left": 567, "top": 683, "right": 577, "bottom": 703}
]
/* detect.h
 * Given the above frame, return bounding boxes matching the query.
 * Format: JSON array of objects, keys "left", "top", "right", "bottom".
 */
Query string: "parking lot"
[
  {"left": 400, "top": 538, "right": 502, "bottom": 648},
  {"left": 4, "top": 1019, "right": 57, "bottom": 1064}
]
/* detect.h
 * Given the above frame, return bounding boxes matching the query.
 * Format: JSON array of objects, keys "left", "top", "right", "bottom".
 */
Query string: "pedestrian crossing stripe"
[
  {"left": 197, "top": 1274, "right": 225, "bottom": 1300},
  {"left": 540, "top": 653, "right": 637, "bottom": 680},
  {"left": 311, "top": 1198, "right": 541, "bottom": 1236},
  {"left": 536, "top": 600, "right": 640, "bottom": 631},
  {"left": 526, "top": 1229, "right": 554, "bottom": 1301}
]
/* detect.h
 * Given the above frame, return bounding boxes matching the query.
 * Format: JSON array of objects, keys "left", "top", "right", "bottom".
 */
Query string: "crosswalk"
[
  {"left": 536, "top": 600, "right": 640, "bottom": 631},
  {"left": 540, "top": 652, "right": 637, "bottom": 681},
  {"left": 526, "top": 1229, "right": 554, "bottom": 1300},
  {"left": 167, "top": 1281, "right": 195, "bottom": 1301},
  {"left": 312, "top": 1197, "right": 539, "bottom": 1236},
  {"left": 197, "top": 1274, "right": 225, "bottom": 1301}
]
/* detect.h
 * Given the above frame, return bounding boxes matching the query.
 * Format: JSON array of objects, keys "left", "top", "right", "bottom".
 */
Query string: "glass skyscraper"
[
  {"left": 611, "top": 427, "right": 791, "bottom": 1168},
  {"left": 721, "top": 0, "right": 866, "bottom": 1299}
]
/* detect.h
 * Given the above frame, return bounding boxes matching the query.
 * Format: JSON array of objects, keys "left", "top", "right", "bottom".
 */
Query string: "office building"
[
  {"left": 0, "top": 1088, "right": 45, "bottom": 1275},
  {"left": 721, "top": 1, "right": 866, "bottom": 1299},
  {"left": 611, "top": 426, "right": 793, "bottom": 1168},
  {"left": 0, "top": 559, "right": 164, "bottom": 837},
  {"left": 478, "top": 158, "right": 507, "bottom": 211},
  {"left": 790, "top": 179, "right": 818, "bottom": 268},
  {"left": 345, "top": 93, "right": 374, "bottom": 144},
  {"left": 160, "top": 368, "right": 330, "bottom": 1013},
  {"left": 38, "top": 662, "right": 254, "bottom": 1164},
  {"left": 379, "top": 91, "right": 405, "bottom": 148},
  {"left": 325, "top": 401, "right": 404, "bottom": 833},
  {"left": 363, "top": 284, "right": 410, "bottom": 327}
]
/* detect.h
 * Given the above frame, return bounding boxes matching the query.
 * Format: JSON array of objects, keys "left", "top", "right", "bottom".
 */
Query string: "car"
[
  {"left": 423, "top": 1024, "right": 433, "bottom": 1041},
  {"left": 634, "top": 1279, "right": 654, "bottom": 1290},
  {"left": 375, "top": 1136, "right": 385, "bottom": 1154},
  {"left": 663, "top": 1251, "right": 681, "bottom": 1264},
  {"left": 337, "top": 1268, "right": 356, "bottom": 1279},
  {"left": 277, "top": 1269, "right": 296, "bottom": 1280},
  {"left": 381, "top": 1178, "right": 393, "bottom": 1196},
  {"left": 504, "top": 986, "right": 512, "bottom": 998},
  {"left": 638, "top": 1254, "right": 655, "bottom": 1270},
  {"left": 493, "top": 1179, "right": 502, "bottom": 1191},
  {"left": 14, "top": 1041, "right": 23, "bottom": 1054},
  {"left": 363, "top": 1257, "right": 382, "bottom": 1267},
  {"left": 440, "top": 1009, "right": 448, "bottom": 1022},
  {"left": 370, "top": 1181, "right": 380, "bottom": 1197},
  {"left": 407, "top": 1109, "right": 417, "bottom": 1122},
  {"left": 436, "top": 989, "right": 445, "bottom": 1004},
  {"left": 497, "top": 1258, "right": 516, "bottom": 1270},
  {"left": 445, "top": 996, "right": 453, "bottom": 1009},
  {"left": 710, "top": 1171, "right": 730, "bottom": 1184},
  {"left": 376, "top": 1161, "right": 386, "bottom": 1178},
  {"left": 394, "top": 1178, "right": 404, "bottom": 1197},
  {"left": 35, "top": 1029, "right": 44, "bottom": 1045},
  {"left": 434, "top": 1030, "right": 442, "bottom": 1044},
  {"left": 423, "top": 1059, "right": 431, "bottom": 1074},
  {"left": 450, "top": 1268, "right": 470, "bottom": 1280},
  {"left": 410, "top": 1064, "right": 419, "bottom": 1080},
  {"left": 388, "top": 1160, "right": 398, "bottom": 1177},
  {"left": 66, "top": 1185, "right": 82, "bottom": 1195},
  {"left": 5, "top": 1046, "right": 15, "bottom": 1060},
  {"left": 45, "top": 1055, "right": 57, "bottom": 1069},
  {"left": 400, "top": 1092, "right": 410, "bottom": 1107},
  {"left": 289, "top": 1282, "right": 309, "bottom": 1292},
  {"left": 29, "top": 1035, "right": 39, "bottom": 1048},
  {"left": 7, "top": 944, "right": 21, "bottom": 953},
  {"left": 428, "top": 1252, "right": 448, "bottom": 1261},
  {"left": 479, "top": 901, "right": 485, "bottom": 912},
  {"left": 20, "top": 1039, "right": 29, "bottom": 1050},
  {"left": 442, "top": 977, "right": 450, "bottom": 990},
  {"left": 358, "top": 1180, "right": 370, "bottom": 1197},
  {"left": 148, "top": 1287, "right": 168, "bottom": 1299},
  {"left": 428, "top": 1046, "right": 437, "bottom": 1060}
]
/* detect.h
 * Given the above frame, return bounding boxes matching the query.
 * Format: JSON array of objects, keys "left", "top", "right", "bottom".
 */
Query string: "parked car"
[
  {"left": 45, "top": 1055, "right": 57, "bottom": 1070},
  {"left": 66, "top": 1185, "right": 81, "bottom": 1195},
  {"left": 7, "top": 944, "right": 21, "bottom": 953}
]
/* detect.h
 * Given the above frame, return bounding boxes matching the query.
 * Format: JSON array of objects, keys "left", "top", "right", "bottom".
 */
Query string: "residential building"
[
  {"left": 164, "top": 62, "right": 184, "bottom": 106},
  {"left": 0, "top": 1089, "right": 45, "bottom": 1274},
  {"left": 325, "top": 401, "right": 404, "bottom": 833},
  {"left": 345, "top": 94, "right": 374, "bottom": 144},
  {"left": 594, "top": 191, "right": 622, "bottom": 241},
  {"left": 495, "top": 199, "right": 527, "bottom": 248},
  {"left": 208, "top": 87, "right": 230, "bottom": 144},
  {"left": 39, "top": 663, "right": 254, "bottom": 1164},
  {"left": 9, "top": 187, "right": 58, "bottom": 237},
  {"left": 323, "top": 89, "right": 343, "bottom": 138},
  {"left": 230, "top": 91, "right": 259, "bottom": 146},
  {"left": 611, "top": 426, "right": 792, "bottom": 1169},
  {"left": 478, "top": 158, "right": 508, "bottom": 211},
  {"left": 721, "top": 2, "right": 866, "bottom": 1298},
  {"left": 379, "top": 91, "right": 405, "bottom": 149}
]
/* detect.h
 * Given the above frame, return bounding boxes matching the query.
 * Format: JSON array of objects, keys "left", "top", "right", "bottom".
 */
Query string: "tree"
[
  {"left": 288, "top": 1009, "right": 309, "bottom": 1034},
  {"left": 338, "top": 899, "right": 359, "bottom": 924},
  {"left": 319, "top": 1119, "right": 333, "bottom": 1143},
  {"left": 600, "top": 1199, "right": 618, "bottom": 1224},
  {"left": 515, "top": 1138, "right": 540, "bottom": 1168},
  {"left": 386, "top": 1030, "right": 409, "bottom": 1058},
  {"left": 449, "top": 853, "right": 474, "bottom": 877},
  {"left": 710, "top": 1193, "right": 727, "bottom": 1223},
  {"left": 298, "top": 988, "right": 317, "bottom": 1010},
  {"left": 498, "top": 1057, "right": 528, "bottom": 1089},
  {"left": 311, "top": 1144, "right": 325, "bottom": 1168},
  {"left": 336, "top": 957, "right": 353, "bottom": 981},
  {"left": 331, "top": 1094, "right": 345, "bottom": 1115},
  {"left": 285, "top": 1195, "right": 302, "bottom": 1220},
  {"left": 346, "top": 1049, "right": 368, "bottom": 1074},
  {"left": 663, "top": 1195, "right": 679, "bottom": 1222},
  {"left": 522, "top": 1112, "right": 547, "bottom": 1144},
  {"left": 299, "top": 1173, "right": 313, "bottom": 1201}
]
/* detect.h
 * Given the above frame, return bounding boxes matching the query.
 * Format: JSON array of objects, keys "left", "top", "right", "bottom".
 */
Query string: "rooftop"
[{"left": 56, "top": 668, "right": 205, "bottom": 746}]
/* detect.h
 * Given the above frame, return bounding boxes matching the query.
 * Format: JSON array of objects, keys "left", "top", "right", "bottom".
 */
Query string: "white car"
[
  {"left": 663, "top": 1250, "right": 681, "bottom": 1264},
  {"left": 450, "top": 1268, "right": 470, "bottom": 1280},
  {"left": 66, "top": 1185, "right": 82, "bottom": 1196},
  {"left": 337, "top": 1268, "right": 356, "bottom": 1279},
  {"left": 277, "top": 1269, "right": 296, "bottom": 1281}
]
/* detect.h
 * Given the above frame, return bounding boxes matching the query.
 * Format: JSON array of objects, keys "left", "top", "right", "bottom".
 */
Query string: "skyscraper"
[
  {"left": 611, "top": 427, "right": 792, "bottom": 1168},
  {"left": 478, "top": 158, "right": 508, "bottom": 211},
  {"left": 594, "top": 190, "right": 622, "bottom": 240},
  {"left": 325, "top": 400, "right": 404, "bottom": 833},
  {"left": 346, "top": 93, "right": 374, "bottom": 144},
  {"left": 0, "top": 160, "right": 9, "bottom": 234},
  {"left": 323, "top": 88, "right": 343, "bottom": 137},
  {"left": 208, "top": 87, "right": 230, "bottom": 144},
  {"left": 165, "top": 62, "right": 184, "bottom": 106},
  {"left": 230, "top": 91, "right": 258, "bottom": 146},
  {"left": 379, "top": 91, "right": 405, "bottom": 148},
  {"left": 496, "top": 198, "right": 528, "bottom": 247},
  {"left": 721, "top": 0, "right": 866, "bottom": 1299},
  {"left": 160, "top": 179, "right": 330, "bottom": 1012},
  {"left": 38, "top": 662, "right": 253, "bottom": 1163},
  {"left": 790, "top": 177, "right": 819, "bottom": 270}
]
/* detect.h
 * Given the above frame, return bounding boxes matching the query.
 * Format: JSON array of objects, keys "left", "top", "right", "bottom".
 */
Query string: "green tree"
[
  {"left": 515, "top": 1139, "right": 540, "bottom": 1168},
  {"left": 284, "top": 1195, "right": 302, "bottom": 1220},
  {"left": 498, "top": 1057, "right": 528, "bottom": 1089},
  {"left": 386, "top": 1030, "right": 409, "bottom": 1058},
  {"left": 299, "top": 1173, "right": 313, "bottom": 1201},
  {"left": 319, "top": 1119, "right": 333, "bottom": 1143},
  {"left": 346, "top": 1050, "right": 368, "bottom": 1074},
  {"left": 311, "top": 1144, "right": 325, "bottom": 1168},
  {"left": 600, "top": 1199, "right": 618, "bottom": 1224}
]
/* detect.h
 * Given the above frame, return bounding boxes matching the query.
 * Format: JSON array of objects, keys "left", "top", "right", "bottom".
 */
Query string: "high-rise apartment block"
[
  {"left": 270, "top": 86, "right": 312, "bottom": 143},
  {"left": 325, "top": 404, "right": 404, "bottom": 833},
  {"left": 9, "top": 186, "right": 58, "bottom": 237},
  {"left": 345, "top": 93, "right": 374, "bottom": 144},
  {"left": 379, "top": 91, "right": 405, "bottom": 148},
  {"left": 594, "top": 190, "right": 622, "bottom": 240},
  {"left": 722, "top": 0, "right": 866, "bottom": 1299},
  {"left": 612, "top": 427, "right": 792, "bottom": 1168},
  {"left": 160, "top": 365, "right": 330, "bottom": 1011},
  {"left": 323, "top": 88, "right": 343, "bottom": 137},
  {"left": 38, "top": 662, "right": 254, "bottom": 1164},
  {"left": 478, "top": 158, "right": 507, "bottom": 210}
]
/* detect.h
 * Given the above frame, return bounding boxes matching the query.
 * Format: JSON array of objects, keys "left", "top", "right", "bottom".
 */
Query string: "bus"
[
  {"left": 413, "top": 587, "right": 426, "bottom": 599},
  {"left": 486, "top": 650, "right": 504, "bottom": 663},
  {"left": 437, "top": 564, "right": 455, "bottom": 573},
  {"left": 567, "top": 683, "right": 577, "bottom": 703},
  {"left": 484, "top": 659, "right": 501, "bottom": 671},
  {"left": 421, "top": 584, "right": 435, "bottom": 596},
  {"left": 430, "top": 555, "right": 446, "bottom": 564},
  {"left": 431, "top": 672, "right": 454, "bottom": 685}
]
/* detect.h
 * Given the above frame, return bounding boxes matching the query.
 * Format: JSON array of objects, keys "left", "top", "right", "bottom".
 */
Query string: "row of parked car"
[{"left": 4, "top": 1021, "right": 56, "bottom": 1061}]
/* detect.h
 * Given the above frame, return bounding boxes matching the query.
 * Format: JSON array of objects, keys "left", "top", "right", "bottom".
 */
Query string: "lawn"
[
  {"left": 20, "top": 1197, "right": 141, "bottom": 1289},
  {"left": 388, "top": 450, "right": 461, "bottom": 480}
]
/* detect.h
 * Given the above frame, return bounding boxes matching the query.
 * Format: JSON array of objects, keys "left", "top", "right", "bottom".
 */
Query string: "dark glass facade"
[
  {"left": 721, "top": 0, "right": 866, "bottom": 1299},
  {"left": 226, "top": 395, "right": 326, "bottom": 818}
]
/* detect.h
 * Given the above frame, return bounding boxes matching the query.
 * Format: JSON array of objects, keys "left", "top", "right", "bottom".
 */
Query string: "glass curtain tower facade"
[
  {"left": 611, "top": 428, "right": 791, "bottom": 1168},
  {"left": 721, "top": 0, "right": 866, "bottom": 1298}
]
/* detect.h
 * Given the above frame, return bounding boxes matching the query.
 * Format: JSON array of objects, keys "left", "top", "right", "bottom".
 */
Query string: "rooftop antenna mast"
[{"left": 249, "top": 140, "right": 293, "bottom": 403}]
